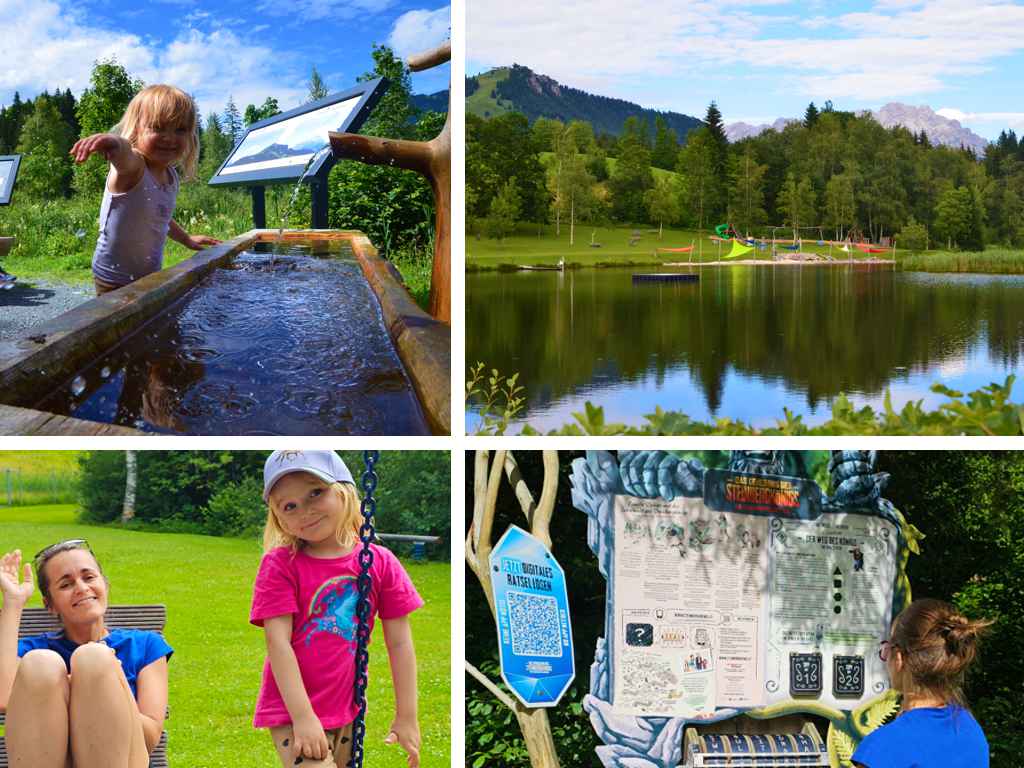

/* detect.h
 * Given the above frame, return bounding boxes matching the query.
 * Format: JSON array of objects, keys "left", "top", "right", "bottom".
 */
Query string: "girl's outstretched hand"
[
  {"left": 291, "top": 714, "right": 330, "bottom": 762},
  {"left": 69, "top": 133, "right": 125, "bottom": 164},
  {"left": 186, "top": 234, "right": 222, "bottom": 250},
  {"left": 0, "top": 550, "right": 34, "bottom": 607},
  {"left": 385, "top": 716, "right": 421, "bottom": 768}
]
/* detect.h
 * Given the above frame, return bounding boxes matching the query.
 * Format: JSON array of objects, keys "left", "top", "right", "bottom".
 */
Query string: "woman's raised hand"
[
  {"left": 0, "top": 550, "right": 34, "bottom": 607},
  {"left": 69, "top": 133, "right": 125, "bottom": 164}
]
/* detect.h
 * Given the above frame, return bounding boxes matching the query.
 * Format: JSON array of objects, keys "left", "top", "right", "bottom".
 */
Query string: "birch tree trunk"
[{"left": 121, "top": 451, "right": 137, "bottom": 523}]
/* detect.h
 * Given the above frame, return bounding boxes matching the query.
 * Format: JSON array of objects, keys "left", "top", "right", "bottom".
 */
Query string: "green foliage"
[
  {"left": 201, "top": 474, "right": 266, "bottom": 538},
  {"left": 243, "top": 97, "right": 280, "bottom": 126},
  {"left": 608, "top": 116, "right": 654, "bottom": 222},
  {"left": 307, "top": 66, "right": 329, "bottom": 103},
  {"left": 466, "top": 362, "right": 525, "bottom": 435},
  {"left": 485, "top": 177, "right": 521, "bottom": 241},
  {"left": 466, "top": 111, "right": 547, "bottom": 224},
  {"left": 74, "top": 58, "right": 143, "bottom": 195},
  {"left": 479, "top": 376, "right": 1024, "bottom": 436},
  {"left": 76, "top": 451, "right": 449, "bottom": 552},
  {"left": 221, "top": 97, "right": 243, "bottom": 145},
  {"left": 935, "top": 185, "right": 985, "bottom": 250},
  {"left": 15, "top": 96, "right": 73, "bottom": 199},
  {"left": 198, "top": 112, "right": 232, "bottom": 181}
]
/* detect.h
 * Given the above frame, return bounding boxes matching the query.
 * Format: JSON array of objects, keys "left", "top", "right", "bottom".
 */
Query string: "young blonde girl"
[
  {"left": 251, "top": 450, "right": 422, "bottom": 768},
  {"left": 69, "top": 84, "right": 220, "bottom": 295}
]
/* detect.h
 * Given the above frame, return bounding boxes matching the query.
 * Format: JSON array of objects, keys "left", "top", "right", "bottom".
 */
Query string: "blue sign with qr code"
[{"left": 490, "top": 525, "right": 575, "bottom": 707}]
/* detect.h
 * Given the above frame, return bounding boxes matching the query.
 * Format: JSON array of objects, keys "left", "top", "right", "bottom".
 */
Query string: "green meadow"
[
  {"left": 467, "top": 221, "right": 1024, "bottom": 274},
  {"left": 0, "top": 505, "right": 451, "bottom": 768},
  {"left": 0, "top": 452, "right": 82, "bottom": 506}
]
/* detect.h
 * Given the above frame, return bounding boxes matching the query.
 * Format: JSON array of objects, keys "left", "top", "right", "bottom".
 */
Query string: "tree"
[
  {"left": 609, "top": 117, "right": 654, "bottom": 222},
  {"left": 307, "top": 66, "right": 329, "bottom": 102},
  {"left": 121, "top": 450, "right": 137, "bottom": 523},
  {"left": 934, "top": 185, "right": 984, "bottom": 250},
  {"left": 199, "top": 112, "right": 233, "bottom": 180},
  {"left": 727, "top": 145, "right": 767, "bottom": 235},
  {"left": 74, "top": 58, "right": 143, "bottom": 194},
  {"left": 704, "top": 101, "right": 728, "bottom": 178},
  {"left": 804, "top": 101, "right": 819, "bottom": 129},
  {"left": 485, "top": 177, "right": 521, "bottom": 243},
  {"left": 651, "top": 116, "right": 679, "bottom": 171},
  {"left": 678, "top": 127, "right": 719, "bottom": 231},
  {"left": 243, "top": 97, "right": 280, "bottom": 126},
  {"left": 358, "top": 44, "right": 417, "bottom": 139},
  {"left": 824, "top": 171, "right": 857, "bottom": 240},
  {"left": 15, "top": 96, "right": 73, "bottom": 199},
  {"left": 896, "top": 216, "right": 929, "bottom": 251},
  {"left": 222, "top": 97, "right": 242, "bottom": 146},
  {"left": 778, "top": 172, "right": 817, "bottom": 232},
  {"left": 644, "top": 176, "right": 680, "bottom": 238},
  {"left": 531, "top": 117, "right": 563, "bottom": 152}
]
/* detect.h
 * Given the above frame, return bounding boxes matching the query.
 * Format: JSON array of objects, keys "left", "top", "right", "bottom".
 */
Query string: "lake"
[{"left": 466, "top": 265, "right": 1024, "bottom": 431}]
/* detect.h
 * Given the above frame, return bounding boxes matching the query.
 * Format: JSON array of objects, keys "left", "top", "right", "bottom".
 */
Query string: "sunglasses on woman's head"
[{"left": 33, "top": 539, "right": 90, "bottom": 568}]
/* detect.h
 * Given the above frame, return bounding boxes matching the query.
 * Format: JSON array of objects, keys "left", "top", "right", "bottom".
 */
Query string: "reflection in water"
[
  {"left": 38, "top": 243, "right": 429, "bottom": 435},
  {"left": 466, "top": 266, "right": 1024, "bottom": 429}
]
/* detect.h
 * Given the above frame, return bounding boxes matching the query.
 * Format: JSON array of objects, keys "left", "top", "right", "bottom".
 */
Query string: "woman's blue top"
[
  {"left": 853, "top": 704, "right": 989, "bottom": 768},
  {"left": 17, "top": 628, "right": 173, "bottom": 699}
]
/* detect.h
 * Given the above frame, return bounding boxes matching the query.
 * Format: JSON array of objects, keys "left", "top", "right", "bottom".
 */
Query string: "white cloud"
[
  {"left": 937, "top": 108, "right": 1024, "bottom": 132},
  {"left": 387, "top": 6, "right": 450, "bottom": 60},
  {"left": 0, "top": 0, "right": 311, "bottom": 119}
]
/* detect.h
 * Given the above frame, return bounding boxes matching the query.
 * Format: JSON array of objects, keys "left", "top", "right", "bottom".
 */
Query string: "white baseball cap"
[{"left": 263, "top": 450, "right": 354, "bottom": 501}]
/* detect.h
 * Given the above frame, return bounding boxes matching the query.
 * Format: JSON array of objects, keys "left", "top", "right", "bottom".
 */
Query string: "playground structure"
[
  {"left": 0, "top": 230, "right": 450, "bottom": 435},
  {"left": 699, "top": 223, "right": 896, "bottom": 264}
]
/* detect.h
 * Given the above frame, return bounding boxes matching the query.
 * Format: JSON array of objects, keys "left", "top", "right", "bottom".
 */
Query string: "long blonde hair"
[
  {"left": 263, "top": 480, "right": 364, "bottom": 553},
  {"left": 113, "top": 84, "right": 199, "bottom": 181}
]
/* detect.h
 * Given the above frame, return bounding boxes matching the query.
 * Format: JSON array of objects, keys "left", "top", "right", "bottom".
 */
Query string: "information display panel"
[
  {"left": 208, "top": 78, "right": 386, "bottom": 187},
  {"left": 610, "top": 477, "right": 896, "bottom": 717},
  {"left": 0, "top": 155, "right": 21, "bottom": 205}
]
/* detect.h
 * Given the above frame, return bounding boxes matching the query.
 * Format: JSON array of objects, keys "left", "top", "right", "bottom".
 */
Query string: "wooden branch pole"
[
  {"left": 328, "top": 41, "right": 451, "bottom": 323},
  {"left": 466, "top": 450, "right": 563, "bottom": 768}
]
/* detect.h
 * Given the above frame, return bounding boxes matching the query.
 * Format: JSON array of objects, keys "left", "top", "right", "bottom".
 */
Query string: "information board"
[
  {"left": 490, "top": 525, "right": 575, "bottom": 707},
  {"left": 611, "top": 488, "right": 895, "bottom": 716},
  {"left": 208, "top": 79, "right": 386, "bottom": 187},
  {"left": 0, "top": 155, "right": 21, "bottom": 205}
]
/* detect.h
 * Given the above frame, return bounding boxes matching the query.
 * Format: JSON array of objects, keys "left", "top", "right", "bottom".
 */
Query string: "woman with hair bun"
[{"left": 853, "top": 598, "right": 992, "bottom": 768}]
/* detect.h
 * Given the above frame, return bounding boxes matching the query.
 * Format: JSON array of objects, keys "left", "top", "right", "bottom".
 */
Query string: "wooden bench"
[{"left": 0, "top": 605, "right": 168, "bottom": 768}]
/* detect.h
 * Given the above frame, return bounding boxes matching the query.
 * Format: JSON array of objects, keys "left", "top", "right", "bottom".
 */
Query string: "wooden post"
[
  {"left": 329, "top": 41, "right": 451, "bottom": 324},
  {"left": 250, "top": 186, "right": 266, "bottom": 229}
]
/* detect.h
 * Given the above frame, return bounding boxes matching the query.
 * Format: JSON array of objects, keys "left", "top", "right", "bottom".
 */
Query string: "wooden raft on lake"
[{"left": 632, "top": 273, "right": 700, "bottom": 283}]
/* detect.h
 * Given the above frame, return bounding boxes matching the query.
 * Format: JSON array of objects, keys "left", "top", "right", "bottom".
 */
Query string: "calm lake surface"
[{"left": 466, "top": 265, "right": 1024, "bottom": 430}]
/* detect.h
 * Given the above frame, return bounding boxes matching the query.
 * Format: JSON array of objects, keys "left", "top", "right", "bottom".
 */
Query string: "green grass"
[
  {"left": 898, "top": 247, "right": 1024, "bottom": 274},
  {"left": 0, "top": 505, "right": 451, "bottom": 768},
  {"left": 466, "top": 222, "right": 886, "bottom": 267},
  {"left": 466, "top": 67, "right": 513, "bottom": 119},
  {"left": 0, "top": 452, "right": 82, "bottom": 506}
]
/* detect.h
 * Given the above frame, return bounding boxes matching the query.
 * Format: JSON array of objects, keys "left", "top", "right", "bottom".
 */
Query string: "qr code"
[{"left": 507, "top": 590, "right": 561, "bottom": 657}]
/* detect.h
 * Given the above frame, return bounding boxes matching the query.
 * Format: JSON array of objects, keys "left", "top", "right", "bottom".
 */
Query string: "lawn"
[
  {"left": 0, "top": 452, "right": 83, "bottom": 506},
  {"left": 467, "top": 221, "right": 1024, "bottom": 274},
  {"left": 466, "top": 222, "right": 891, "bottom": 268},
  {"left": 0, "top": 505, "right": 451, "bottom": 768}
]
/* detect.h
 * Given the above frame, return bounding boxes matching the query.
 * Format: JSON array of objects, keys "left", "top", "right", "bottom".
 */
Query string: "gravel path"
[{"left": 0, "top": 278, "right": 95, "bottom": 340}]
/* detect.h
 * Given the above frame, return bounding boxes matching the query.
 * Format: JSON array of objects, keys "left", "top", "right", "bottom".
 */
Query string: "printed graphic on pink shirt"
[{"left": 298, "top": 575, "right": 360, "bottom": 646}]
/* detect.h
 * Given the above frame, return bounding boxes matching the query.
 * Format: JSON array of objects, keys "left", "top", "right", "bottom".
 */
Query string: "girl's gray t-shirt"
[{"left": 92, "top": 164, "right": 179, "bottom": 287}]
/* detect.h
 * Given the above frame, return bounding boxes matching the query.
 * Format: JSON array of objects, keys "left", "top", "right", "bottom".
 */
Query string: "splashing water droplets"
[
  {"left": 100, "top": 366, "right": 111, "bottom": 379},
  {"left": 71, "top": 376, "right": 86, "bottom": 396}
]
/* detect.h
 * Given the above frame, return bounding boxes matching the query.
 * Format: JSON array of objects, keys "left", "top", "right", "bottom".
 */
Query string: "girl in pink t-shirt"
[{"left": 250, "top": 451, "right": 423, "bottom": 768}]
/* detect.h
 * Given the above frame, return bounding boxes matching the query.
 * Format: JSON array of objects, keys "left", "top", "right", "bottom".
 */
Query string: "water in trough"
[{"left": 38, "top": 241, "right": 429, "bottom": 435}]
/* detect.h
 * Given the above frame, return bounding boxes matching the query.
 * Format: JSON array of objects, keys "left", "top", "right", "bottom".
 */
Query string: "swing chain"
[{"left": 349, "top": 450, "right": 379, "bottom": 768}]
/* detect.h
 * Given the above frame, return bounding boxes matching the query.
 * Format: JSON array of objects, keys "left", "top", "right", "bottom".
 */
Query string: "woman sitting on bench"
[{"left": 0, "top": 541, "right": 171, "bottom": 768}]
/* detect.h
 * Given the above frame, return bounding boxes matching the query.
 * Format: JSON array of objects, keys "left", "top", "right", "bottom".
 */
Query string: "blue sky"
[
  {"left": 468, "top": 0, "right": 1024, "bottom": 140},
  {"left": 0, "top": 0, "right": 450, "bottom": 124}
]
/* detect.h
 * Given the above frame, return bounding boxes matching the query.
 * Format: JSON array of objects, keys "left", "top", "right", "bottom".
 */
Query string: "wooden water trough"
[{"left": 0, "top": 229, "right": 450, "bottom": 435}]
